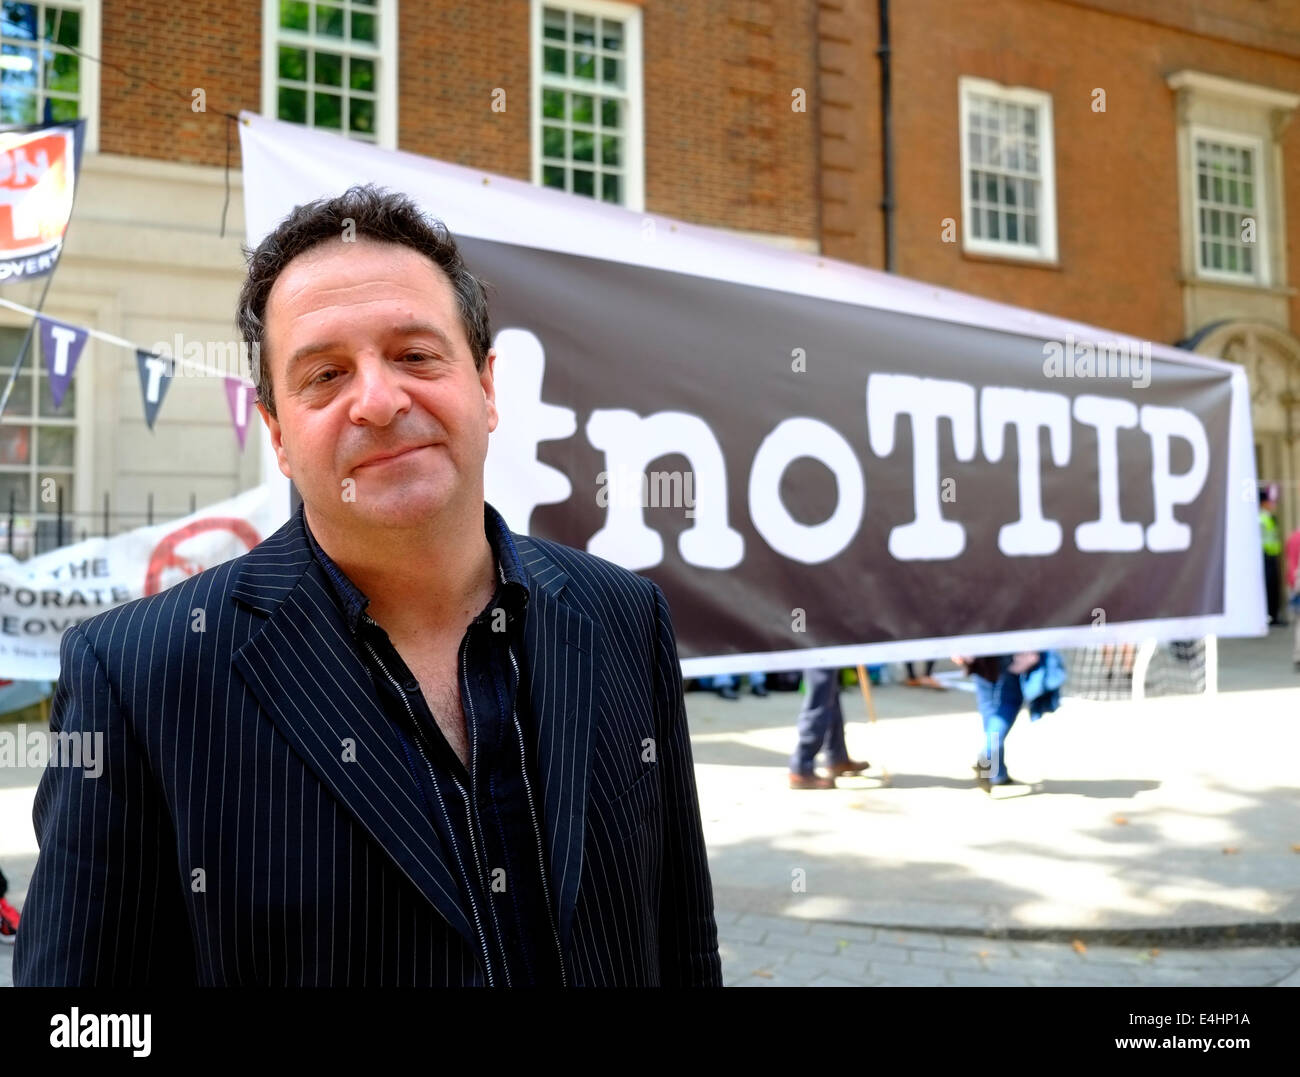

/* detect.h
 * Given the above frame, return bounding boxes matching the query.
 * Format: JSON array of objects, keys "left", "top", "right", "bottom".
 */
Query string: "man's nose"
[{"left": 348, "top": 355, "right": 410, "bottom": 426}]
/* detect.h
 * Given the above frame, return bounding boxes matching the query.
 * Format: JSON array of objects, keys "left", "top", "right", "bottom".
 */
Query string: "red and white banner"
[{"left": 0, "top": 122, "right": 82, "bottom": 283}]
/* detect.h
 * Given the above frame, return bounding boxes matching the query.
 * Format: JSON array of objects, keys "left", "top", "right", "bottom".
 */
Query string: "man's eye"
[
  {"left": 399, "top": 352, "right": 433, "bottom": 363},
  {"left": 311, "top": 369, "right": 339, "bottom": 384}
]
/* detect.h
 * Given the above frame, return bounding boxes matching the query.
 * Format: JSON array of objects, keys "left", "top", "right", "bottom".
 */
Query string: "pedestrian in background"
[
  {"left": 1287, "top": 522, "right": 1300, "bottom": 671},
  {"left": 1261, "top": 486, "right": 1283, "bottom": 626},
  {"left": 0, "top": 866, "right": 19, "bottom": 941},
  {"left": 788, "top": 668, "right": 870, "bottom": 789}
]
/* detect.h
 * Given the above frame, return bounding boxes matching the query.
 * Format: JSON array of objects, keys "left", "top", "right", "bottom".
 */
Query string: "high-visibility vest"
[{"left": 1261, "top": 510, "right": 1282, "bottom": 556}]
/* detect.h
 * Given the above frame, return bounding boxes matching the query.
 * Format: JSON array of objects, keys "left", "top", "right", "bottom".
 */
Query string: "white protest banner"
[{"left": 0, "top": 484, "right": 280, "bottom": 679}]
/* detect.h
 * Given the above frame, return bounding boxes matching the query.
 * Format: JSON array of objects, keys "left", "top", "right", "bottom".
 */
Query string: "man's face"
[{"left": 259, "top": 237, "right": 497, "bottom": 534}]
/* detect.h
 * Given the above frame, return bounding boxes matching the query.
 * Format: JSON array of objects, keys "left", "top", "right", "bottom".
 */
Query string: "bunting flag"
[
  {"left": 38, "top": 315, "right": 87, "bottom": 409},
  {"left": 224, "top": 375, "right": 257, "bottom": 451},
  {"left": 135, "top": 349, "right": 174, "bottom": 431},
  {"left": 0, "top": 121, "right": 84, "bottom": 283}
]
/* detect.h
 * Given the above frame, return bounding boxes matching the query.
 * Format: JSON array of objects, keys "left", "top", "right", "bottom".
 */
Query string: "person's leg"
[
  {"left": 974, "top": 671, "right": 1023, "bottom": 785},
  {"left": 790, "top": 668, "right": 837, "bottom": 776},
  {"left": 710, "top": 674, "right": 739, "bottom": 699},
  {"left": 1264, "top": 554, "right": 1281, "bottom": 623},
  {"left": 748, "top": 671, "right": 768, "bottom": 696}
]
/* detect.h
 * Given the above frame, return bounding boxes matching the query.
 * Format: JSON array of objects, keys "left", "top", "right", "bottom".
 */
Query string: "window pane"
[
  {"left": 601, "top": 96, "right": 620, "bottom": 127},
  {"left": 1, "top": 91, "right": 37, "bottom": 124},
  {"left": 316, "top": 51, "right": 343, "bottom": 87},
  {"left": 542, "top": 88, "right": 564, "bottom": 119},
  {"left": 36, "top": 425, "right": 72, "bottom": 466},
  {"left": 572, "top": 130, "right": 593, "bottom": 163},
  {"left": 44, "top": 50, "right": 77, "bottom": 94},
  {"left": 1242, "top": 181, "right": 1253, "bottom": 209},
  {"left": 971, "top": 207, "right": 983, "bottom": 238},
  {"left": 542, "top": 164, "right": 566, "bottom": 189},
  {"left": 0, "top": 425, "right": 30, "bottom": 465},
  {"left": 573, "top": 52, "right": 595, "bottom": 80},
  {"left": 572, "top": 169, "right": 594, "bottom": 196},
  {"left": 0, "top": 473, "right": 31, "bottom": 513},
  {"left": 47, "top": 94, "right": 76, "bottom": 121},
  {"left": 987, "top": 207, "right": 1000, "bottom": 240},
  {"left": 601, "top": 134, "right": 620, "bottom": 166},
  {"left": 543, "top": 7, "right": 566, "bottom": 40},
  {"left": 1024, "top": 180, "right": 1036, "bottom": 210},
  {"left": 968, "top": 130, "right": 981, "bottom": 165},
  {"left": 1005, "top": 212, "right": 1018, "bottom": 242},
  {"left": 571, "top": 93, "right": 593, "bottom": 124},
  {"left": 602, "top": 56, "right": 621, "bottom": 86},
  {"left": 45, "top": 7, "right": 79, "bottom": 47},
  {"left": 1243, "top": 247, "right": 1253, "bottom": 273},
  {"left": 350, "top": 56, "right": 374, "bottom": 91},
  {"left": 543, "top": 46, "right": 565, "bottom": 75},
  {"left": 38, "top": 374, "right": 72, "bottom": 417},
  {"left": 348, "top": 97, "right": 374, "bottom": 134},
  {"left": 316, "top": 3, "right": 344, "bottom": 37},
  {"left": 542, "top": 124, "right": 564, "bottom": 159},
  {"left": 278, "top": 86, "right": 307, "bottom": 123},
  {"left": 601, "top": 19, "right": 623, "bottom": 51},
  {"left": 573, "top": 14, "right": 595, "bottom": 47},
  {"left": 601, "top": 172, "right": 621, "bottom": 202},
  {"left": 2, "top": 43, "right": 38, "bottom": 87},
  {"left": 314, "top": 91, "right": 342, "bottom": 128},
  {"left": 280, "top": 0, "right": 310, "bottom": 31},
  {"left": 1024, "top": 214, "right": 1037, "bottom": 244},
  {"left": 351, "top": 11, "right": 376, "bottom": 43},
  {"left": 279, "top": 46, "right": 308, "bottom": 81},
  {"left": 37, "top": 471, "right": 70, "bottom": 510},
  {"left": 0, "top": 370, "right": 32, "bottom": 415}
]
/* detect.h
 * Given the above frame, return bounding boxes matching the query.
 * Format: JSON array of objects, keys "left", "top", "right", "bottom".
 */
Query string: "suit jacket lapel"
[
  {"left": 513, "top": 535, "right": 599, "bottom": 955},
  {"left": 229, "top": 509, "right": 477, "bottom": 950}
]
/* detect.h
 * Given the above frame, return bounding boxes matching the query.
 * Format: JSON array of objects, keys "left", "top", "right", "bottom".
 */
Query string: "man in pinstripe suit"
[{"left": 15, "top": 186, "right": 722, "bottom": 987}]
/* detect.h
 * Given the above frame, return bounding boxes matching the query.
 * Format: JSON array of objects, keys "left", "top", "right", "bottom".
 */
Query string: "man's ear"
[
  {"left": 257, "top": 402, "right": 293, "bottom": 479},
  {"left": 481, "top": 348, "right": 498, "bottom": 434}
]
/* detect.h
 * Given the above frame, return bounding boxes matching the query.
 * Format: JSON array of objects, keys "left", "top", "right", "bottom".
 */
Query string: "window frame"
[
  {"left": 0, "top": 0, "right": 101, "bottom": 151},
  {"left": 1189, "top": 124, "right": 1270, "bottom": 287},
  {"left": 958, "top": 76, "right": 1057, "bottom": 263},
  {"left": 530, "top": 0, "right": 644, "bottom": 212},
  {"left": 260, "top": 0, "right": 398, "bottom": 149}
]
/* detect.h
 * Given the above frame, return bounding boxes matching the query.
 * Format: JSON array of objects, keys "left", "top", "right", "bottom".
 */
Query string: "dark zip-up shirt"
[{"left": 303, "top": 503, "right": 565, "bottom": 987}]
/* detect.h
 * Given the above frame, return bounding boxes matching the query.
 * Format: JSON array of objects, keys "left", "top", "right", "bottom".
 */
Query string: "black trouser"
[
  {"left": 0, "top": 866, "right": 7, "bottom": 900},
  {"left": 1265, "top": 554, "right": 1281, "bottom": 622}
]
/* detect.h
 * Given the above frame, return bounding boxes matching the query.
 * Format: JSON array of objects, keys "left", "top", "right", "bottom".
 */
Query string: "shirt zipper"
[
  {"left": 361, "top": 630, "right": 497, "bottom": 988},
  {"left": 507, "top": 646, "right": 569, "bottom": 986}
]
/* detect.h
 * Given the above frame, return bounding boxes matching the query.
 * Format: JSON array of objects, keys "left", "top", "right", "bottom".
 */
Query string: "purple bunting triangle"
[
  {"left": 224, "top": 376, "right": 257, "bottom": 451},
  {"left": 38, "top": 316, "right": 87, "bottom": 410}
]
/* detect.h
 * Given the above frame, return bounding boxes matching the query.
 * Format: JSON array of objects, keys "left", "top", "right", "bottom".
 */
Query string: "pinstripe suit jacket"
[{"left": 14, "top": 505, "right": 723, "bottom": 987}]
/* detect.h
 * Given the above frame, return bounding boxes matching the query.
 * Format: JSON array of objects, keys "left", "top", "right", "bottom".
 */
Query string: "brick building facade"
[{"left": 4, "top": 0, "right": 1298, "bottom": 559}]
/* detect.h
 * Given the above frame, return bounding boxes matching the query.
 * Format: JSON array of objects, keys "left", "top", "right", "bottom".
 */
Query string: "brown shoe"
[
  {"left": 789, "top": 771, "right": 836, "bottom": 790},
  {"left": 823, "top": 758, "right": 871, "bottom": 778}
]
